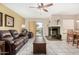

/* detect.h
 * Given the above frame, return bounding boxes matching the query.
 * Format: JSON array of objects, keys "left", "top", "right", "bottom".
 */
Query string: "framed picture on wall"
[
  {"left": 5, "top": 14, "right": 14, "bottom": 27},
  {"left": 0, "top": 12, "right": 3, "bottom": 26}
]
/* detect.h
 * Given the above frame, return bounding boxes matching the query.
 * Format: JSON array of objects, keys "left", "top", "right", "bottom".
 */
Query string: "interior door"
[{"left": 62, "top": 19, "right": 74, "bottom": 40}]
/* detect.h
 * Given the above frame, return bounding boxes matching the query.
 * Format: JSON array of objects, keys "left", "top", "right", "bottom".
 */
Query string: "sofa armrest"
[{"left": 1, "top": 39, "right": 14, "bottom": 44}]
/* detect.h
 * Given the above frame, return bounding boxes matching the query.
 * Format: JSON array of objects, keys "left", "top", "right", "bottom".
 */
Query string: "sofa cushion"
[
  {"left": 0, "top": 30, "right": 14, "bottom": 41},
  {"left": 0, "top": 30, "right": 11, "bottom": 37},
  {"left": 21, "top": 35, "right": 29, "bottom": 39},
  {"left": 3, "top": 36, "right": 13, "bottom": 41},
  {"left": 20, "top": 29, "right": 28, "bottom": 36},
  {"left": 9, "top": 30, "right": 19, "bottom": 39},
  {"left": 14, "top": 38, "right": 24, "bottom": 45}
]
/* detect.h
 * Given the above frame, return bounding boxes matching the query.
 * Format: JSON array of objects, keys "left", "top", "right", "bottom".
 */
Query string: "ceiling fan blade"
[
  {"left": 37, "top": 3, "right": 44, "bottom": 8},
  {"left": 45, "top": 3, "right": 53, "bottom": 7},
  {"left": 43, "top": 8, "right": 48, "bottom": 12},
  {"left": 41, "top": 3, "right": 44, "bottom": 6}
]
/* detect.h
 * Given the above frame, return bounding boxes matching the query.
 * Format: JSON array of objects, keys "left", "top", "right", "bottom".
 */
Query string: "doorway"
[{"left": 36, "top": 22, "right": 43, "bottom": 37}]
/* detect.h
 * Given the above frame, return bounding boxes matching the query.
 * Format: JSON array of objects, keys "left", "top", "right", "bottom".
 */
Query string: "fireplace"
[{"left": 48, "top": 26, "right": 61, "bottom": 40}]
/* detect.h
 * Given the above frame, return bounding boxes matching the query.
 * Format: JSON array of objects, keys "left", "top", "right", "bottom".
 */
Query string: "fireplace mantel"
[{"left": 49, "top": 25, "right": 61, "bottom": 27}]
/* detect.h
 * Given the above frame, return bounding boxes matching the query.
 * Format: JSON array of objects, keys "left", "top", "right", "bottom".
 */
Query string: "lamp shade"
[{"left": 22, "top": 24, "right": 25, "bottom": 28}]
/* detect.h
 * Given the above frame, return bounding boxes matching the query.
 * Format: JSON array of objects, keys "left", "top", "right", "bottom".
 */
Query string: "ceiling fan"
[{"left": 29, "top": 3, "right": 53, "bottom": 12}]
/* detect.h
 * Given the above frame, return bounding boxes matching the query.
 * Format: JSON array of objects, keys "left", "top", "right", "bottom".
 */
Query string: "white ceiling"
[{"left": 3, "top": 3, "right": 79, "bottom": 18}]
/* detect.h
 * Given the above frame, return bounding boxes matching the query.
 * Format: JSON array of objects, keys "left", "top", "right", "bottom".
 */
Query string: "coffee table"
[{"left": 33, "top": 37, "right": 46, "bottom": 54}]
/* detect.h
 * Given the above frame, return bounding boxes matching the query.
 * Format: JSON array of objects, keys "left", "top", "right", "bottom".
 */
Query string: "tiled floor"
[{"left": 17, "top": 37, "right": 79, "bottom": 55}]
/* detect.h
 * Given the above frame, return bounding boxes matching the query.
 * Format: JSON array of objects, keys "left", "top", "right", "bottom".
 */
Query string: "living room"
[{"left": 0, "top": 3, "right": 79, "bottom": 55}]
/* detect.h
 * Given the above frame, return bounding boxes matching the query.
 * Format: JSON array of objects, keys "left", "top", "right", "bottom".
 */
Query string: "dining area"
[{"left": 67, "top": 29, "right": 79, "bottom": 48}]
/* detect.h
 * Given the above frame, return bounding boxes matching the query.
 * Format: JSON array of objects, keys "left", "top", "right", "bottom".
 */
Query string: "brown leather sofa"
[
  {"left": 0, "top": 29, "right": 31, "bottom": 55},
  {"left": 9, "top": 30, "right": 29, "bottom": 54},
  {"left": 0, "top": 30, "right": 14, "bottom": 54}
]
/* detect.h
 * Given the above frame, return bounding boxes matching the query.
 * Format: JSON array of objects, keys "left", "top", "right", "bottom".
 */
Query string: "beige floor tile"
[{"left": 17, "top": 37, "right": 79, "bottom": 55}]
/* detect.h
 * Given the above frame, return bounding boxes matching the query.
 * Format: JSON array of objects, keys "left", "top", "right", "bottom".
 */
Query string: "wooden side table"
[{"left": 0, "top": 41, "right": 5, "bottom": 55}]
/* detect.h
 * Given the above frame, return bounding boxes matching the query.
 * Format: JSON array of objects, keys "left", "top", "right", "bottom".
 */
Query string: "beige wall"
[
  {"left": 29, "top": 20, "right": 36, "bottom": 37},
  {"left": 0, "top": 4, "right": 25, "bottom": 33}
]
